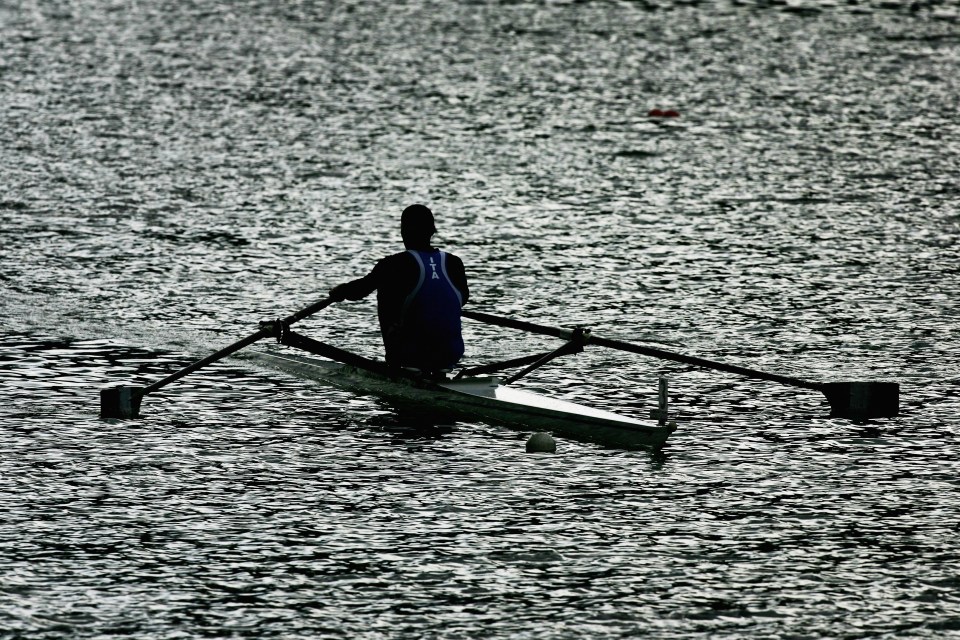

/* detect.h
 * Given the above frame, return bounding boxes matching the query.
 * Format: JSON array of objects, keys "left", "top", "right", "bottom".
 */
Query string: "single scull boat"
[{"left": 248, "top": 348, "right": 676, "bottom": 449}]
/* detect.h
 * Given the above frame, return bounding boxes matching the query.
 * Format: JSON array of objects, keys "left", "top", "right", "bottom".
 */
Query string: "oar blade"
[
  {"left": 100, "top": 385, "right": 145, "bottom": 419},
  {"left": 821, "top": 382, "right": 899, "bottom": 420}
]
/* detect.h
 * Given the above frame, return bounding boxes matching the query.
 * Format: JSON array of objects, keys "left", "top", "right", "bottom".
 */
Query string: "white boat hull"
[{"left": 250, "top": 350, "right": 675, "bottom": 449}]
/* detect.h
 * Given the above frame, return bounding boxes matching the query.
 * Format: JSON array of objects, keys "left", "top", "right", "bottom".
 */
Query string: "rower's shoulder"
[
  {"left": 438, "top": 248, "right": 463, "bottom": 260},
  {"left": 377, "top": 251, "right": 418, "bottom": 266},
  {"left": 378, "top": 249, "right": 463, "bottom": 267},
  {"left": 443, "top": 251, "right": 465, "bottom": 268}
]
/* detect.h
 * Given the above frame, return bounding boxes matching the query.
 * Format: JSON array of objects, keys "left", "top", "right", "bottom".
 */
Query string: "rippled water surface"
[{"left": 3, "top": 0, "right": 960, "bottom": 637}]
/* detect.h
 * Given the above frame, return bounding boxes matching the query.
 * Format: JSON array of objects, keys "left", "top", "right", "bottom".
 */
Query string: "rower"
[{"left": 328, "top": 204, "right": 470, "bottom": 374}]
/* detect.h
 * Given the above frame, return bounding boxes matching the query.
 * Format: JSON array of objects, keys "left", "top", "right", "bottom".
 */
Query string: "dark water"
[{"left": 2, "top": 0, "right": 960, "bottom": 637}]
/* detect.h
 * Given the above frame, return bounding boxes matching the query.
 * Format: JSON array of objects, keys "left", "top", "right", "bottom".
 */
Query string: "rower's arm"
[
  {"left": 329, "top": 270, "right": 377, "bottom": 301},
  {"left": 448, "top": 254, "right": 469, "bottom": 306}
]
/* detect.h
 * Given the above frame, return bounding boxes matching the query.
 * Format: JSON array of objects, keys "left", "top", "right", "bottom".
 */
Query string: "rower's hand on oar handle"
[{"left": 328, "top": 284, "right": 348, "bottom": 302}]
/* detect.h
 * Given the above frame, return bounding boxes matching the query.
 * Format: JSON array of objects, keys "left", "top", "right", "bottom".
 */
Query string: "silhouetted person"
[{"left": 329, "top": 204, "right": 469, "bottom": 371}]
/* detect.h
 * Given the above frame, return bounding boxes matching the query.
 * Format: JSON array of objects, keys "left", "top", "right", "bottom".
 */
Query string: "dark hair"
[{"left": 401, "top": 204, "right": 437, "bottom": 237}]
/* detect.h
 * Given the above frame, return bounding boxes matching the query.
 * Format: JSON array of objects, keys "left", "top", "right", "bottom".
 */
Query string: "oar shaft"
[
  {"left": 102, "top": 297, "right": 337, "bottom": 419},
  {"left": 461, "top": 309, "right": 821, "bottom": 391},
  {"left": 141, "top": 297, "right": 335, "bottom": 395},
  {"left": 588, "top": 335, "right": 821, "bottom": 391},
  {"left": 143, "top": 329, "right": 269, "bottom": 394}
]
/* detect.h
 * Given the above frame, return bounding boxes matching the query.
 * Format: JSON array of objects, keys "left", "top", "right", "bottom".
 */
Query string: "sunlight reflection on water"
[{"left": 2, "top": 0, "right": 960, "bottom": 637}]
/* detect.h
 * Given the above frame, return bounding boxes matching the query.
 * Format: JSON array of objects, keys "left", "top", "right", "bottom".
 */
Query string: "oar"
[
  {"left": 100, "top": 297, "right": 335, "bottom": 419},
  {"left": 462, "top": 309, "right": 899, "bottom": 420}
]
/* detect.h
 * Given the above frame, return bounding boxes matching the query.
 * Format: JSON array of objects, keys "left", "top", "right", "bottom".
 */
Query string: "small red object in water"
[{"left": 648, "top": 109, "right": 680, "bottom": 118}]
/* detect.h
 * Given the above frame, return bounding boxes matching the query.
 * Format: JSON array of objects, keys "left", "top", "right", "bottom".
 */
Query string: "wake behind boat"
[{"left": 248, "top": 349, "right": 675, "bottom": 450}]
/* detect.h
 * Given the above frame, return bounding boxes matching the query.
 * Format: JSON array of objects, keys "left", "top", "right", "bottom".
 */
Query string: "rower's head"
[{"left": 401, "top": 204, "right": 437, "bottom": 249}]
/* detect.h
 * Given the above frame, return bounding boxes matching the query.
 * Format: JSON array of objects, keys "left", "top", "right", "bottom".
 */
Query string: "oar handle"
[
  {"left": 461, "top": 309, "right": 821, "bottom": 391},
  {"left": 462, "top": 310, "right": 572, "bottom": 341}
]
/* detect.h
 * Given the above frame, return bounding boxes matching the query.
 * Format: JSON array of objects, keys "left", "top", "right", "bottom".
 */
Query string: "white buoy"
[{"left": 526, "top": 432, "right": 556, "bottom": 453}]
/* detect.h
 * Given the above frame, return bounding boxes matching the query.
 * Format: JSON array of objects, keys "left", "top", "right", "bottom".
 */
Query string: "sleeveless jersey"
[{"left": 395, "top": 250, "right": 465, "bottom": 370}]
